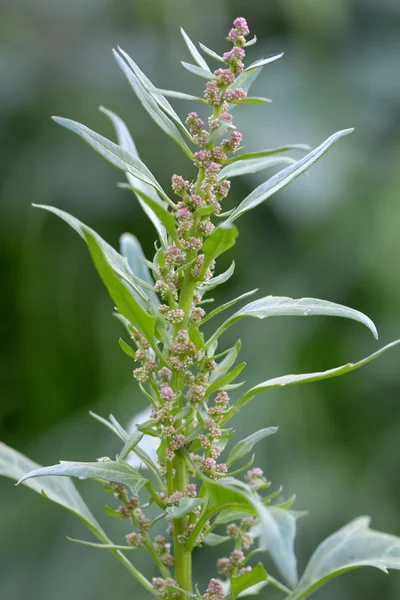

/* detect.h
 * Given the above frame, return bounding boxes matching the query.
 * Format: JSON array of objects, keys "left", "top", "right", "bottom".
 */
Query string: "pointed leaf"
[
  {"left": 225, "top": 144, "right": 311, "bottom": 164},
  {"left": 288, "top": 517, "right": 400, "bottom": 600},
  {"left": 114, "top": 49, "right": 193, "bottom": 158},
  {"left": 227, "top": 428, "right": 278, "bottom": 467},
  {"left": 209, "top": 340, "right": 242, "bottom": 383},
  {"left": 166, "top": 498, "right": 204, "bottom": 519},
  {"left": 157, "top": 89, "right": 206, "bottom": 103},
  {"left": 219, "top": 156, "right": 296, "bottom": 180},
  {"left": 226, "top": 129, "right": 354, "bottom": 222},
  {"left": 180, "top": 28, "right": 211, "bottom": 71},
  {"left": 181, "top": 61, "right": 218, "bottom": 80},
  {"left": 100, "top": 107, "right": 168, "bottom": 245},
  {"left": 199, "top": 42, "right": 224, "bottom": 63},
  {"left": 119, "top": 428, "right": 144, "bottom": 461},
  {"left": 19, "top": 460, "right": 147, "bottom": 495},
  {"left": 245, "top": 53, "right": 284, "bottom": 71},
  {"left": 120, "top": 233, "right": 159, "bottom": 307},
  {"left": 203, "top": 532, "right": 230, "bottom": 546},
  {"left": 244, "top": 36, "right": 257, "bottom": 47},
  {"left": 231, "top": 67, "right": 263, "bottom": 94},
  {"left": 231, "top": 563, "right": 269, "bottom": 599},
  {"left": 200, "top": 261, "right": 235, "bottom": 294},
  {"left": 201, "top": 223, "right": 238, "bottom": 274},
  {"left": 230, "top": 97, "right": 272, "bottom": 105},
  {"left": 206, "top": 295, "right": 377, "bottom": 349},
  {"left": 119, "top": 338, "right": 136, "bottom": 358},
  {"left": 200, "top": 289, "right": 258, "bottom": 325},
  {"left": 205, "top": 362, "right": 246, "bottom": 399},
  {"left": 231, "top": 340, "right": 400, "bottom": 415}
]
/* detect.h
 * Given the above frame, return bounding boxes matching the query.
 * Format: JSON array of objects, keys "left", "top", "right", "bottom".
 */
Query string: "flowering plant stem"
[{"left": 2, "top": 16, "right": 400, "bottom": 600}]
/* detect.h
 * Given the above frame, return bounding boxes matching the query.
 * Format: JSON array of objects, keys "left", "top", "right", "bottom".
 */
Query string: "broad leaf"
[
  {"left": 203, "top": 532, "right": 230, "bottom": 546},
  {"left": 231, "top": 563, "right": 269, "bottom": 599},
  {"left": 34, "top": 205, "right": 158, "bottom": 346},
  {"left": 199, "top": 42, "right": 224, "bottom": 63},
  {"left": 19, "top": 460, "right": 147, "bottom": 495},
  {"left": 287, "top": 517, "right": 400, "bottom": 600},
  {"left": 225, "top": 129, "right": 354, "bottom": 222},
  {"left": 114, "top": 49, "right": 193, "bottom": 158},
  {"left": 227, "top": 427, "right": 278, "bottom": 467},
  {"left": 206, "top": 295, "right": 378, "bottom": 349},
  {"left": 201, "top": 223, "right": 238, "bottom": 274},
  {"left": 245, "top": 53, "right": 284, "bottom": 71},
  {"left": 100, "top": 107, "right": 168, "bottom": 246},
  {"left": 181, "top": 61, "right": 217, "bottom": 80},
  {"left": 231, "top": 339, "right": 400, "bottom": 415},
  {"left": 180, "top": 28, "right": 211, "bottom": 71},
  {"left": 166, "top": 498, "right": 204, "bottom": 519},
  {"left": 224, "top": 144, "right": 311, "bottom": 164},
  {"left": 52, "top": 116, "right": 170, "bottom": 202},
  {"left": 219, "top": 156, "right": 295, "bottom": 180}
]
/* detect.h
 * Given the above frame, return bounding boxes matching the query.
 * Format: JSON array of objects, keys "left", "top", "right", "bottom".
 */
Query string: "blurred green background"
[{"left": 1, "top": 0, "right": 400, "bottom": 599}]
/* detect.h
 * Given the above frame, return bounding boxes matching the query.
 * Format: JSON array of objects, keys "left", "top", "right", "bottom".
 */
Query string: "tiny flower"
[
  {"left": 187, "top": 384, "right": 206, "bottom": 403},
  {"left": 227, "top": 523, "right": 240, "bottom": 539},
  {"left": 182, "top": 236, "right": 203, "bottom": 252},
  {"left": 96, "top": 456, "right": 111, "bottom": 462},
  {"left": 184, "top": 483, "right": 197, "bottom": 497},
  {"left": 193, "top": 150, "right": 212, "bottom": 168},
  {"left": 171, "top": 174, "right": 190, "bottom": 196},
  {"left": 186, "top": 112, "right": 204, "bottom": 133},
  {"left": 214, "top": 68, "right": 236, "bottom": 86},
  {"left": 126, "top": 532, "right": 145, "bottom": 548},
  {"left": 204, "top": 80, "right": 221, "bottom": 105},
  {"left": 233, "top": 17, "right": 250, "bottom": 36},
  {"left": 160, "top": 386, "right": 175, "bottom": 402}
]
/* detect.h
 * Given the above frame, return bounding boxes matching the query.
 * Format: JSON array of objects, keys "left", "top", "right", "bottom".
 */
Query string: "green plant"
[{"left": 1, "top": 16, "right": 400, "bottom": 600}]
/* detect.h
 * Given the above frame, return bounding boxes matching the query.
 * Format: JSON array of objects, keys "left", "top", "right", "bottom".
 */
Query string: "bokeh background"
[{"left": 1, "top": 1, "right": 400, "bottom": 599}]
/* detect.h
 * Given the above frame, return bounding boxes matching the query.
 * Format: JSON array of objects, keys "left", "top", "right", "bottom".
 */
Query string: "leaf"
[
  {"left": 231, "top": 340, "right": 400, "bottom": 414},
  {"left": 287, "top": 517, "right": 400, "bottom": 600},
  {"left": 181, "top": 61, "right": 218, "bottom": 80},
  {"left": 231, "top": 67, "right": 263, "bottom": 93},
  {"left": 245, "top": 53, "right": 284, "bottom": 71},
  {"left": 119, "top": 338, "right": 136, "bottom": 358},
  {"left": 206, "top": 295, "right": 378, "bottom": 350},
  {"left": 52, "top": 116, "right": 169, "bottom": 201},
  {"left": 157, "top": 89, "right": 206, "bottom": 103},
  {"left": 231, "top": 97, "right": 272, "bottom": 105},
  {"left": 180, "top": 28, "right": 211, "bottom": 71},
  {"left": 209, "top": 340, "right": 242, "bottom": 383},
  {"left": 100, "top": 107, "right": 168, "bottom": 246},
  {"left": 225, "top": 144, "right": 311, "bottom": 164},
  {"left": 89, "top": 411, "right": 126, "bottom": 441},
  {"left": 201, "top": 289, "right": 258, "bottom": 325},
  {"left": 244, "top": 36, "right": 257, "bottom": 47},
  {"left": 205, "top": 362, "right": 246, "bottom": 399},
  {"left": 114, "top": 49, "right": 193, "bottom": 158},
  {"left": 120, "top": 233, "right": 159, "bottom": 307},
  {"left": 225, "top": 129, "right": 354, "bottom": 222},
  {"left": 231, "top": 563, "right": 269, "bottom": 599},
  {"left": 227, "top": 428, "right": 278, "bottom": 467},
  {"left": 219, "top": 156, "right": 296, "bottom": 180},
  {"left": 166, "top": 498, "right": 204, "bottom": 519},
  {"left": 19, "top": 460, "right": 147, "bottom": 496},
  {"left": 0, "top": 442, "right": 104, "bottom": 536},
  {"left": 203, "top": 532, "right": 230, "bottom": 546},
  {"left": 199, "top": 42, "right": 224, "bottom": 63},
  {"left": 119, "top": 428, "right": 144, "bottom": 461},
  {"left": 67, "top": 537, "right": 138, "bottom": 550},
  {"left": 201, "top": 223, "right": 238, "bottom": 274},
  {"left": 200, "top": 261, "right": 235, "bottom": 294}
]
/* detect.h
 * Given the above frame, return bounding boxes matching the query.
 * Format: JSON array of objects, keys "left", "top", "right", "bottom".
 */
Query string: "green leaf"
[
  {"left": 114, "top": 49, "right": 193, "bottom": 158},
  {"left": 89, "top": 411, "right": 126, "bottom": 441},
  {"left": 219, "top": 156, "right": 296, "bottom": 180},
  {"left": 199, "top": 42, "right": 224, "bottom": 63},
  {"left": 180, "top": 28, "right": 211, "bottom": 71},
  {"left": 231, "top": 340, "right": 400, "bottom": 414},
  {"left": 209, "top": 340, "right": 242, "bottom": 382},
  {"left": 200, "top": 261, "right": 235, "bottom": 294},
  {"left": 19, "top": 460, "right": 147, "bottom": 496},
  {"left": 206, "top": 295, "right": 378, "bottom": 350},
  {"left": 52, "top": 116, "right": 170, "bottom": 202},
  {"left": 181, "top": 61, "right": 218, "bottom": 80},
  {"left": 100, "top": 107, "right": 168, "bottom": 246},
  {"left": 203, "top": 532, "right": 230, "bottom": 546},
  {"left": 245, "top": 53, "right": 284, "bottom": 71},
  {"left": 119, "top": 338, "right": 136, "bottom": 359},
  {"left": 201, "top": 223, "right": 238, "bottom": 274},
  {"left": 200, "top": 289, "right": 258, "bottom": 326},
  {"left": 225, "top": 129, "right": 354, "bottom": 222},
  {"left": 166, "top": 498, "right": 204, "bottom": 519},
  {"left": 0, "top": 442, "right": 104, "bottom": 536},
  {"left": 287, "top": 517, "right": 400, "bottom": 600},
  {"left": 119, "top": 428, "right": 144, "bottom": 461},
  {"left": 67, "top": 537, "right": 138, "bottom": 550},
  {"left": 224, "top": 144, "right": 311, "bottom": 164},
  {"left": 231, "top": 67, "right": 263, "bottom": 94},
  {"left": 205, "top": 362, "right": 246, "bottom": 399},
  {"left": 120, "top": 233, "right": 159, "bottom": 307},
  {"left": 231, "top": 563, "right": 269, "bottom": 599},
  {"left": 244, "top": 36, "right": 257, "bottom": 47},
  {"left": 230, "top": 97, "right": 272, "bottom": 105},
  {"left": 156, "top": 88, "right": 207, "bottom": 103},
  {"left": 227, "top": 427, "right": 278, "bottom": 467}
]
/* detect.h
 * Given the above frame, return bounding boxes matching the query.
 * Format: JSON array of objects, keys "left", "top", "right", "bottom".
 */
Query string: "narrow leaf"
[
  {"left": 201, "top": 223, "right": 238, "bottom": 274},
  {"left": 201, "top": 289, "right": 258, "bottom": 325},
  {"left": 181, "top": 61, "right": 218, "bottom": 80},
  {"left": 231, "top": 67, "right": 263, "bottom": 93},
  {"left": 231, "top": 97, "right": 272, "bottom": 105},
  {"left": 287, "top": 517, "right": 400, "bottom": 600},
  {"left": 18, "top": 460, "right": 147, "bottom": 496},
  {"left": 200, "top": 261, "right": 235, "bottom": 294},
  {"left": 227, "top": 428, "right": 278, "bottom": 467},
  {"left": 219, "top": 156, "right": 296, "bottom": 180},
  {"left": 67, "top": 537, "right": 138, "bottom": 550},
  {"left": 206, "top": 295, "right": 378, "bottom": 349},
  {"left": 199, "top": 42, "right": 224, "bottom": 63},
  {"left": 225, "top": 129, "right": 354, "bottom": 222},
  {"left": 244, "top": 36, "right": 257, "bottom": 47},
  {"left": 232, "top": 339, "right": 400, "bottom": 415},
  {"left": 205, "top": 362, "right": 246, "bottom": 399},
  {"left": 245, "top": 53, "right": 284, "bottom": 71},
  {"left": 120, "top": 233, "right": 159, "bottom": 307},
  {"left": 225, "top": 144, "right": 311, "bottom": 164},
  {"left": 157, "top": 89, "right": 206, "bottom": 103},
  {"left": 119, "top": 338, "right": 136, "bottom": 359},
  {"left": 166, "top": 498, "right": 204, "bottom": 519},
  {"left": 209, "top": 340, "right": 242, "bottom": 383},
  {"left": 203, "top": 532, "right": 230, "bottom": 546},
  {"left": 180, "top": 28, "right": 211, "bottom": 71},
  {"left": 89, "top": 411, "right": 126, "bottom": 441}
]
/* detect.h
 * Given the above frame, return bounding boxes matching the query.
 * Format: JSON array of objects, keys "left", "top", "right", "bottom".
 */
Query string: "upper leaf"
[
  {"left": 206, "top": 295, "right": 378, "bottom": 349},
  {"left": 227, "top": 427, "right": 278, "bottom": 467},
  {"left": 201, "top": 223, "right": 238, "bottom": 274},
  {"left": 19, "top": 460, "right": 147, "bottom": 496},
  {"left": 225, "top": 129, "right": 354, "bottom": 222},
  {"left": 181, "top": 61, "right": 217, "bottom": 80},
  {"left": 245, "top": 53, "right": 284, "bottom": 71},
  {"left": 224, "top": 144, "right": 311, "bottom": 164},
  {"left": 219, "top": 156, "right": 296, "bottom": 180},
  {"left": 120, "top": 233, "right": 159, "bottom": 307},
  {"left": 287, "top": 517, "right": 400, "bottom": 600},
  {"left": 180, "top": 28, "right": 211, "bottom": 72}
]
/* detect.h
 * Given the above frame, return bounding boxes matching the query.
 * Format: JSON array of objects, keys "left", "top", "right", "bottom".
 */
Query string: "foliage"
[{"left": 1, "top": 16, "right": 399, "bottom": 600}]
